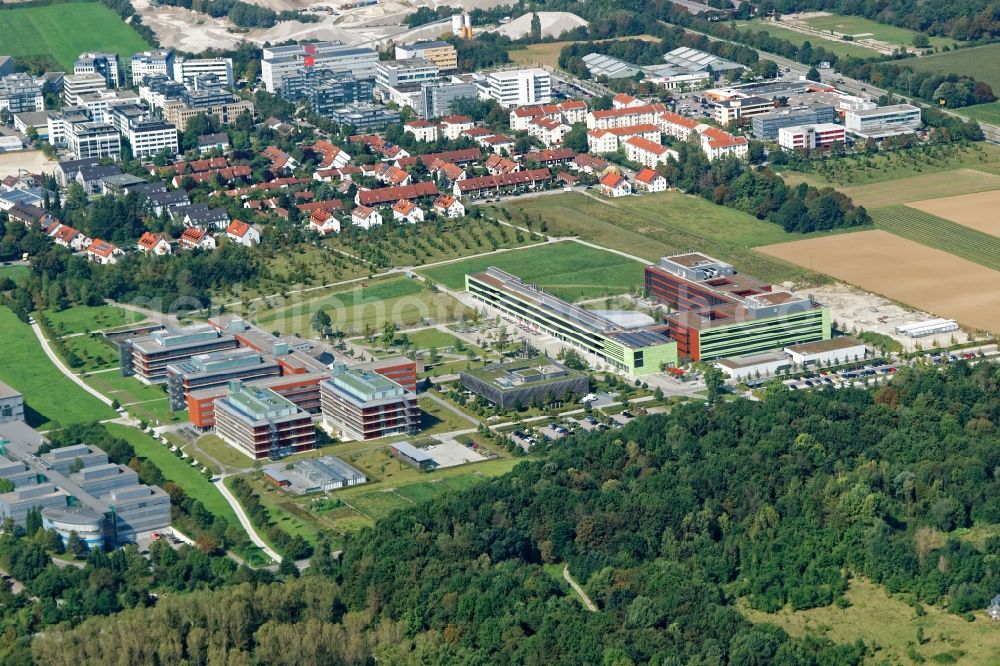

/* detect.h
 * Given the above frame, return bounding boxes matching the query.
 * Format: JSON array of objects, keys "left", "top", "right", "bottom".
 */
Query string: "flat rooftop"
[
  {"left": 786, "top": 337, "right": 865, "bottom": 355},
  {"left": 849, "top": 103, "right": 920, "bottom": 118},
  {"left": 222, "top": 385, "right": 300, "bottom": 419},
  {"left": 717, "top": 351, "right": 787, "bottom": 369},
  {"left": 0, "top": 381, "right": 21, "bottom": 400}
]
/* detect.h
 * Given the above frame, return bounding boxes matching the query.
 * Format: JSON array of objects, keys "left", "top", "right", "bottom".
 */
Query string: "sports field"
[
  {"left": 735, "top": 20, "right": 879, "bottom": 59},
  {"left": 802, "top": 13, "right": 952, "bottom": 49},
  {"left": 0, "top": 2, "right": 151, "bottom": 70},
  {"left": 0, "top": 307, "right": 116, "bottom": 429},
  {"left": 487, "top": 191, "right": 832, "bottom": 284},
  {"left": 418, "top": 240, "right": 646, "bottom": 300},
  {"left": 908, "top": 190, "right": 1000, "bottom": 237},
  {"left": 904, "top": 43, "right": 1000, "bottom": 91},
  {"left": 758, "top": 230, "right": 1000, "bottom": 332}
]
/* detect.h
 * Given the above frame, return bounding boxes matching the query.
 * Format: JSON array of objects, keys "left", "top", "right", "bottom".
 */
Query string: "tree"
[
  {"left": 24, "top": 506, "right": 42, "bottom": 536},
  {"left": 66, "top": 531, "right": 89, "bottom": 558},
  {"left": 529, "top": 12, "right": 541, "bottom": 41},
  {"left": 381, "top": 321, "right": 398, "bottom": 349},
  {"left": 806, "top": 66, "right": 822, "bottom": 82},
  {"left": 912, "top": 33, "right": 930, "bottom": 48},
  {"left": 562, "top": 123, "right": 589, "bottom": 153},
  {"left": 311, "top": 309, "right": 331, "bottom": 336},
  {"left": 703, "top": 365, "right": 725, "bottom": 402},
  {"left": 493, "top": 325, "right": 511, "bottom": 360},
  {"left": 0, "top": 478, "right": 13, "bottom": 493}
]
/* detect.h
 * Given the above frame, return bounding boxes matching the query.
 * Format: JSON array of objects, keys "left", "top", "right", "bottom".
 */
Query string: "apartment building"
[
  {"left": 162, "top": 93, "right": 254, "bottom": 128},
  {"left": 214, "top": 382, "right": 316, "bottom": 460},
  {"left": 320, "top": 365, "right": 420, "bottom": 441},
  {"left": 586, "top": 103, "right": 666, "bottom": 130},
  {"left": 261, "top": 42, "right": 379, "bottom": 93},
  {"left": 712, "top": 95, "right": 774, "bottom": 125},
  {"left": 395, "top": 40, "right": 458, "bottom": 71},
  {"left": 624, "top": 136, "right": 677, "bottom": 169}
]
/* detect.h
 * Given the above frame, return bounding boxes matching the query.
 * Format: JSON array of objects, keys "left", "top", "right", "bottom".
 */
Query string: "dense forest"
[{"left": 22, "top": 362, "right": 1000, "bottom": 663}]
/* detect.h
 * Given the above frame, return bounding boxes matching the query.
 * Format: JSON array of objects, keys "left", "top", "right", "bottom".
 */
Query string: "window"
[
  {"left": 1, "top": 406, "right": 11, "bottom": 417},
  {"left": 634, "top": 351, "right": 644, "bottom": 368}
]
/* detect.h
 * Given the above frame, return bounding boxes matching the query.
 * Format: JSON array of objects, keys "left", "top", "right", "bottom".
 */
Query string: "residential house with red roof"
[
  {"left": 86, "top": 239, "right": 123, "bottom": 265},
  {"left": 598, "top": 172, "right": 632, "bottom": 198},
  {"left": 484, "top": 154, "right": 519, "bottom": 176},
  {"left": 697, "top": 126, "right": 749, "bottom": 161},
  {"left": 438, "top": 115, "right": 474, "bottom": 140},
  {"left": 432, "top": 194, "right": 464, "bottom": 218},
  {"left": 308, "top": 209, "right": 341, "bottom": 235},
  {"left": 262, "top": 146, "right": 298, "bottom": 173},
  {"left": 137, "top": 231, "right": 171, "bottom": 255},
  {"left": 634, "top": 168, "right": 667, "bottom": 193},
  {"left": 179, "top": 227, "right": 217, "bottom": 251},
  {"left": 351, "top": 205, "right": 382, "bottom": 230},
  {"left": 586, "top": 103, "right": 668, "bottom": 130},
  {"left": 404, "top": 120, "right": 438, "bottom": 143},
  {"left": 657, "top": 111, "right": 702, "bottom": 141},
  {"left": 226, "top": 220, "right": 260, "bottom": 247},
  {"left": 356, "top": 182, "right": 439, "bottom": 206},
  {"left": 308, "top": 140, "right": 350, "bottom": 170},
  {"left": 454, "top": 168, "right": 551, "bottom": 199},
  {"left": 587, "top": 124, "right": 661, "bottom": 153},
  {"left": 392, "top": 200, "right": 424, "bottom": 224},
  {"left": 51, "top": 224, "right": 90, "bottom": 251}
]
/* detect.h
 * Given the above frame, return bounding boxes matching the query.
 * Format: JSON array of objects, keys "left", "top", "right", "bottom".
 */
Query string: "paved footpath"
[
  {"left": 29, "top": 320, "right": 113, "bottom": 407},
  {"left": 214, "top": 476, "right": 283, "bottom": 564}
]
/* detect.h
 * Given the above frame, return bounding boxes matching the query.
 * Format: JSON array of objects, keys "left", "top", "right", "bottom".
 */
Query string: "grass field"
[
  {"left": 735, "top": 20, "right": 880, "bottom": 59},
  {"left": 487, "top": 192, "right": 832, "bottom": 284},
  {"left": 0, "top": 265, "right": 28, "bottom": 284},
  {"left": 0, "top": 308, "right": 115, "bottom": 429},
  {"left": 62, "top": 334, "right": 119, "bottom": 373},
  {"left": 955, "top": 101, "right": 1000, "bottom": 126},
  {"left": 103, "top": 424, "right": 239, "bottom": 526},
  {"left": 254, "top": 275, "right": 464, "bottom": 336},
  {"left": 419, "top": 240, "right": 646, "bottom": 300},
  {"left": 741, "top": 578, "right": 1000, "bottom": 665},
  {"left": 802, "top": 13, "right": 952, "bottom": 49},
  {"left": 871, "top": 205, "right": 1000, "bottom": 272},
  {"left": 0, "top": 3, "right": 151, "bottom": 70},
  {"left": 758, "top": 229, "right": 1000, "bottom": 333},
  {"left": 42, "top": 305, "right": 143, "bottom": 336},
  {"left": 908, "top": 190, "right": 1000, "bottom": 237},
  {"left": 396, "top": 328, "right": 482, "bottom": 356},
  {"left": 787, "top": 168, "right": 1000, "bottom": 208},
  {"left": 904, "top": 43, "right": 1000, "bottom": 91}
]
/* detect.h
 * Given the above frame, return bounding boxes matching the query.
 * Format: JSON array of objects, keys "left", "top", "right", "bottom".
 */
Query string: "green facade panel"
[{"left": 697, "top": 308, "right": 830, "bottom": 361}]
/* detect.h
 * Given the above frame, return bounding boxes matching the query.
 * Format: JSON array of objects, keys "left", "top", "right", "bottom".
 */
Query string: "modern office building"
[
  {"left": 645, "top": 253, "right": 830, "bottom": 361},
  {"left": 460, "top": 360, "right": 590, "bottom": 410},
  {"left": 280, "top": 69, "right": 374, "bottom": 115},
  {"left": 131, "top": 49, "right": 175, "bottom": 86},
  {"left": 0, "top": 74, "right": 44, "bottom": 113},
  {"left": 466, "top": 267, "right": 677, "bottom": 376},
  {"left": 139, "top": 75, "right": 188, "bottom": 109},
  {"left": 712, "top": 95, "right": 775, "bottom": 125},
  {"left": 326, "top": 103, "right": 401, "bottom": 132},
  {"left": 127, "top": 119, "right": 179, "bottom": 159},
  {"left": 0, "top": 382, "right": 24, "bottom": 424},
  {"left": 751, "top": 105, "right": 837, "bottom": 139},
  {"left": 172, "top": 57, "right": 234, "bottom": 88},
  {"left": 214, "top": 382, "right": 316, "bottom": 460},
  {"left": 166, "top": 348, "right": 282, "bottom": 412},
  {"left": 0, "top": 422, "right": 171, "bottom": 546},
  {"left": 65, "top": 120, "right": 121, "bottom": 160},
  {"left": 62, "top": 73, "right": 108, "bottom": 106},
  {"left": 844, "top": 103, "right": 921, "bottom": 139},
  {"left": 395, "top": 41, "right": 458, "bottom": 71},
  {"left": 320, "top": 364, "right": 419, "bottom": 441},
  {"left": 376, "top": 58, "right": 439, "bottom": 89},
  {"left": 120, "top": 325, "right": 240, "bottom": 383},
  {"left": 777, "top": 123, "right": 846, "bottom": 150},
  {"left": 420, "top": 79, "right": 478, "bottom": 118},
  {"left": 481, "top": 69, "right": 551, "bottom": 108},
  {"left": 261, "top": 42, "right": 379, "bottom": 93},
  {"left": 162, "top": 94, "right": 255, "bottom": 128},
  {"left": 187, "top": 371, "right": 328, "bottom": 428},
  {"left": 74, "top": 52, "right": 120, "bottom": 88}
]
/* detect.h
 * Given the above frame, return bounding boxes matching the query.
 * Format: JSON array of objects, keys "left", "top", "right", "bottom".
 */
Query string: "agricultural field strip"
[{"left": 871, "top": 206, "right": 1000, "bottom": 272}]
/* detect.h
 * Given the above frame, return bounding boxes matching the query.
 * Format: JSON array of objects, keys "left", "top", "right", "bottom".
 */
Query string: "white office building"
[
  {"left": 128, "top": 120, "right": 178, "bottom": 159},
  {"left": 375, "top": 58, "right": 439, "bottom": 89},
  {"left": 131, "top": 49, "right": 175, "bottom": 86},
  {"left": 261, "top": 42, "right": 379, "bottom": 93},
  {"left": 73, "top": 52, "right": 120, "bottom": 88},
  {"left": 173, "top": 57, "right": 235, "bottom": 88},
  {"left": 62, "top": 73, "right": 108, "bottom": 106},
  {"left": 65, "top": 121, "right": 121, "bottom": 160},
  {"left": 844, "top": 104, "right": 921, "bottom": 139},
  {"left": 481, "top": 69, "right": 551, "bottom": 108}
]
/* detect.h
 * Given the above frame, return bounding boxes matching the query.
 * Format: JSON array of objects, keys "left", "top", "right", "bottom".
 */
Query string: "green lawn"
[
  {"left": 0, "top": 308, "right": 115, "bottom": 429},
  {"left": 419, "top": 240, "right": 646, "bottom": 301},
  {"left": 254, "top": 276, "right": 463, "bottom": 336},
  {"left": 395, "top": 328, "right": 482, "bottom": 355},
  {"left": 487, "top": 193, "right": 830, "bottom": 284},
  {"left": 872, "top": 205, "right": 1000, "bottom": 271},
  {"left": 0, "top": 265, "right": 28, "bottom": 285},
  {"left": 62, "top": 334, "right": 119, "bottom": 373},
  {"left": 0, "top": 2, "right": 151, "bottom": 70},
  {"left": 43, "top": 304, "right": 143, "bottom": 336},
  {"left": 802, "top": 13, "right": 952, "bottom": 50},
  {"left": 955, "top": 101, "right": 1000, "bottom": 126},
  {"left": 735, "top": 20, "right": 881, "bottom": 60},
  {"left": 905, "top": 43, "right": 1000, "bottom": 92},
  {"left": 104, "top": 424, "right": 239, "bottom": 525}
]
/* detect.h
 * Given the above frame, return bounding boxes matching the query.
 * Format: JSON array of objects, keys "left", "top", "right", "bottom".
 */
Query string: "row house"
[
  {"left": 571, "top": 153, "right": 611, "bottom": 175},
  {"left": 524, "top": 148, "right": 576, "bottom": 168},
  {"left": 356, "top": 182, "right": 439, "bottom": 207},
  {"left": 454, "top": 168, "right": 551, "bottom": 199},
  {"left": 418, "top": 147, "right": 482, "bottom": 167}
]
